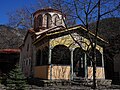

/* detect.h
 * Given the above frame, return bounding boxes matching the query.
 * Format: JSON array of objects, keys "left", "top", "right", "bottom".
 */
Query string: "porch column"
[
  {"left": 102, "top": 52, "right": 104, "bottom": 67},
  {"left": 102, "top": 51, "right": 105, "bottom": 79},
  {"left": 84, "top": 53, "right": 87, "bottom": 79},
  {"left": 49, "top": 45, "right": 52, "bottom": 80},
  {"left": 70, "top": 48, "right": 74, "bottom": 80}
]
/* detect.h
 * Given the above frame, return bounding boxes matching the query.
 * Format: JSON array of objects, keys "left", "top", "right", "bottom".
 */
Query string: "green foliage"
[{"left": 6, "top": 64, "right": 27, "bottom": 90}]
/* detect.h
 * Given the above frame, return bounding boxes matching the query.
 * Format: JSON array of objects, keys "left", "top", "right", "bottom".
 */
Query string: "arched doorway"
[
  {"left": 51, "top": 45, "right": 71, "bottom": 65},
  {"left": 73, "top": 48, "right": 85, "bottom": 77}
]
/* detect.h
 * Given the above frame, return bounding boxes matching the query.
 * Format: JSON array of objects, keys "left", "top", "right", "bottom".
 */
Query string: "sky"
[{"left": 0, "top": 0, "right": 37, "bottom": 25}]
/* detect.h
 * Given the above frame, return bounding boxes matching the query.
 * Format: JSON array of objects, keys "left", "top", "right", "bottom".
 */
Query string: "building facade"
[{"left": 20, "top": 8, "right": 106, "bottom": 80}]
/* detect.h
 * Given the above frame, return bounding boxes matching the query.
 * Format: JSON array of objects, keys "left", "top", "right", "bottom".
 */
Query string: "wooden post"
[
  {"left": 84, "top": 53, "right": 87, "bottom": 79},
  {"left": 102, "top": 51, "right": 105, "bottom": 79},
  {"left": 70, "top": 49, "right": 74, "bottom": 80},
  {"left": 49, "top": 46, "right": 52, "bottom": 80}
]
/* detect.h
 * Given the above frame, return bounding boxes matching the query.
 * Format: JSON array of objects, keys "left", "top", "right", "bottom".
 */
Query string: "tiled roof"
[{"left": 0, "top": 49, "right": 20, "bottom": 54}]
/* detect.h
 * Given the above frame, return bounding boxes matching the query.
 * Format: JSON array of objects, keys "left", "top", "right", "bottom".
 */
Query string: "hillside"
[
  {"left": 0, "top": 25, "right": 27, "bottom": 49},
  {"left": 0, "top": 17, "right": 119, "bottom": 49},
  {"left": 89, "top": 17, "right": 120, "bottom": 41}
]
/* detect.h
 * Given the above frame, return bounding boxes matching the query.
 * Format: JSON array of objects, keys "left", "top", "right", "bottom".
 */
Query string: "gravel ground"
[
  {"left": 1, "top": 84, "right": 120, "bottom": 90},
  {"left": 29, "top": 85, "right": 120, "bottom": 90}
]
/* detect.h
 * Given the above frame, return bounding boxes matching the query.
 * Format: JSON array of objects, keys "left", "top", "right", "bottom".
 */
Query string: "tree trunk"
[{"left": 93, "top": 61, "right": 97, "bottom": 89}]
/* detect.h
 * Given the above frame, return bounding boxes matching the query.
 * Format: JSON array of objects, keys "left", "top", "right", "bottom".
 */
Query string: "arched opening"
[
  {"left": 53, "top": 14, "right": 61, "bottom": 26},
  {"left": 43, "top": 13, "right": 52, "bottom": 29},
  {"left": 73, "top": 48, "right": 85, "bottom": 77},
  {"left": 37, "top": 14, "right": 43, "bottom": 27},
  {"left": 36, "top": 47, "right": 49, "bottom": 66},
  {"left": 51, "top": 45, "right": 71, "bottom": 65},
  {"left": 87, "top": 49, "right": 102, "bottom": 67}
]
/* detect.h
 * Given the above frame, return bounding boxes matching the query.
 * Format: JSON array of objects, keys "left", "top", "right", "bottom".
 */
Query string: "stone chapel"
[{"left": 20, "top": 8, "right": 106, "bottom": 81}]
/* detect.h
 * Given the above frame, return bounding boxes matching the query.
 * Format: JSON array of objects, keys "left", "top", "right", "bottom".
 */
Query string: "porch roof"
[{"left": 33, "top": 25, "right": 108, "bottom": 45}]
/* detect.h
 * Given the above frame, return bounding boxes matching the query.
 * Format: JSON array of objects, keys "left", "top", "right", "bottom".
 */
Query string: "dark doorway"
[{"left": 73, "top": 48, "right": 85, "bottom": 77}]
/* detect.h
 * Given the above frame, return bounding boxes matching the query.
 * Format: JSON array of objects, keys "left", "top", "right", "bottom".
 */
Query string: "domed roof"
[{"left": 33, "top": 8, "right": 63, "bottom": 16}]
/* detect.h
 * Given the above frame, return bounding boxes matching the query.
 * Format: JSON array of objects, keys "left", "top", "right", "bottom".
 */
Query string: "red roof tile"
[{"left": 0, "top": 49, "right": 20, "bottom": 54}]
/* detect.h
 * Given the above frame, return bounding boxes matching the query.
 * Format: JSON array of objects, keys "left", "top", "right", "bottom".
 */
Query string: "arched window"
[
  {"left": 53, "top": 14, "right": 61, "bottom": 26},
  {"left": 43, "top": 13, "right": 52, "bottom": 28},
  {"left": 52, "top": 45, "right": 71, "bottom": 65},
  {"left": 37, "top": 14, "right": 42, "bottom": 27}
]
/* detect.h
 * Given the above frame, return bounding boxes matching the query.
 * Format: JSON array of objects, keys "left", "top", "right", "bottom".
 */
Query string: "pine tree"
[{"left": 6, "top": 64, "right": 27, "bottom": 90}]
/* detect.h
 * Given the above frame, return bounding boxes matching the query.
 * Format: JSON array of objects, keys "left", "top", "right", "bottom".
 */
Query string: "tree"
[
  {"left": 48, "top": 0, "right": 120, "bottom": 88},
  {"left": 7, "top": 0, "right": 120, "bottom": 89},
  {"left": 6, "top": 64, "right": 27, "bottom": 90},
  {"left": 7, "top": 8, "right": 33, "bottom": 30}
]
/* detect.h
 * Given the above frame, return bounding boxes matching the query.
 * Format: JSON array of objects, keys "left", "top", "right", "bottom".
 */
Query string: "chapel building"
[{"left": 20, "top": 8, "right": 106, "bottom": 80}]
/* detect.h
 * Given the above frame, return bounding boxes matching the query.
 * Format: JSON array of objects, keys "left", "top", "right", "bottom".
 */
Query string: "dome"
[{"left": 33, "top": 8, "right": 65, "bottom": 32}]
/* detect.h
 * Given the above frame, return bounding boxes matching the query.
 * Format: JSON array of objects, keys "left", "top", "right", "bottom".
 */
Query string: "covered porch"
[{"left": 33, "top": 43, "right": 105, "bottom": 80}]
